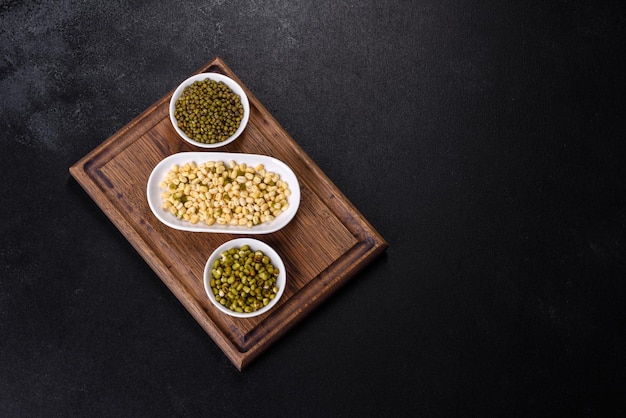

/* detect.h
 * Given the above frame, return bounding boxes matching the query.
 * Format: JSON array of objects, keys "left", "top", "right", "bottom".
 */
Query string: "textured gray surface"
[{"left": 2, "top": 0, "right": 626, "bottom": 416}]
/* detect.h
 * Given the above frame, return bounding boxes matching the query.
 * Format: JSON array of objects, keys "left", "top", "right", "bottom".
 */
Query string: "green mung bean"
[
  {"left": 210, "top": 245, "right": 280, "bottom": 314},
  {"left": 174, "top": 79, "right": 244, "bottom": 144}
]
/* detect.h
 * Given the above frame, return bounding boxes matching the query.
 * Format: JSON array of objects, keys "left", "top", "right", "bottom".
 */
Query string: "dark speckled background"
[{"left": 2, "top": 1, "right": 626, "bottom": 416}]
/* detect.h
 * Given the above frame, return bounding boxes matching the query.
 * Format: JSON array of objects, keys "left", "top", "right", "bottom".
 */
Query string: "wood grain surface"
[{"left": 70, "top": 57, "right": 387, "bottom": 369}]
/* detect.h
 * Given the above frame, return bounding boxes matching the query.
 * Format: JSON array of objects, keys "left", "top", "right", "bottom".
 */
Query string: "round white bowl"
[
  {"left": 169, "top": 73, "right": 250, "bottom": 148},
  {"left": 203, "top": 238, "right": 286, "bottom": 318}
]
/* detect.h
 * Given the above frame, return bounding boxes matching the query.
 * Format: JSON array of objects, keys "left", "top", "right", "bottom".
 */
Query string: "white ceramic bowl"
[
  {"left": 204, "top": 238, "right": 286, "bottom": 318},
  {"left": 169, "top": 73, "right": 250, "bottom": 148},
  {"left": 146, "top": 152, "right": 300, "bottom": 234}
]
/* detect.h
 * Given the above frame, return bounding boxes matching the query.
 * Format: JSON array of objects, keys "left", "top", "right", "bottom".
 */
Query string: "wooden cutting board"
[{"left": 70, "top": 56, "right": 387, "bottom": 370}]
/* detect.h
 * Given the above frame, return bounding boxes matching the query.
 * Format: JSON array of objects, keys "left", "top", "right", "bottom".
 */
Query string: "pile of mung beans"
[
  {"left": 159, "top": 160, "right": 291, "bottom": 227},
  {"left": 174, "top": 78, "right": 244, "bottom": 144},
  {"left": 210, "top": 245, "right": 280, "bottom": 314}
]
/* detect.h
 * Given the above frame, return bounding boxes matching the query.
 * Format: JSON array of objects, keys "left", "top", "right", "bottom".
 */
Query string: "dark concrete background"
[{"left": 2, "top": 0, "right": 626, "bottom": 416}]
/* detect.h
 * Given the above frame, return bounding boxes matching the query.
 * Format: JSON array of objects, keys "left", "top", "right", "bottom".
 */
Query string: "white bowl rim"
[
  {"left": 169, "top": 72, "right": 250, "bottom": 148},
  {"left": 203, "top": 238, "right": 286, "bottom": 318}
]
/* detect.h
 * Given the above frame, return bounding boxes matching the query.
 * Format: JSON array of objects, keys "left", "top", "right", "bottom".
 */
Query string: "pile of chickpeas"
[{"left": 160, "top": 160, "right": 291, "bottom": 227}]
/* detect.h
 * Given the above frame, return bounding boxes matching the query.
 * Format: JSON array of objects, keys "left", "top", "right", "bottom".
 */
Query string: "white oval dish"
[
  {"left": 146, "top": 152, "right": 300, "bottom": 234},
  {"left": 169, "top": 73, "right": 250, "bottom": 148},
  {"left": 203, "top": 238, "right": 286, "bottom": 318}
]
